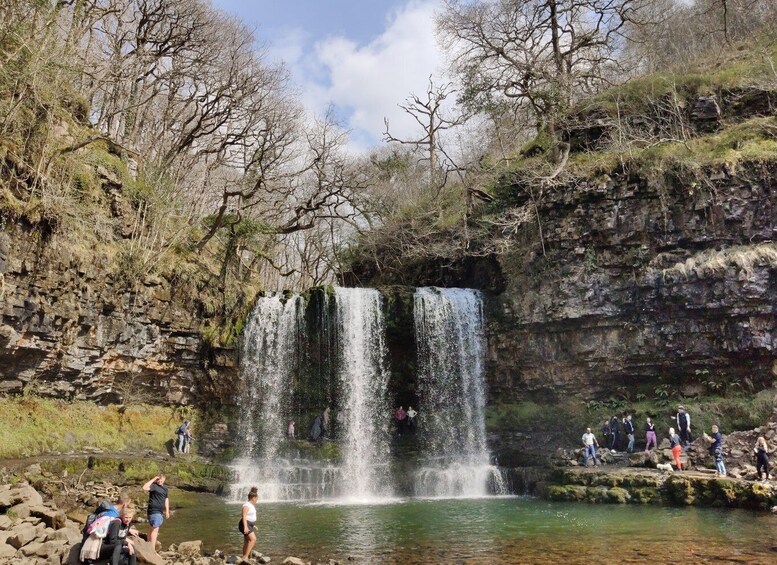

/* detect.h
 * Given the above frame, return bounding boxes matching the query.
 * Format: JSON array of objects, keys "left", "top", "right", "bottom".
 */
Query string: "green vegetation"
[
  {"left": 487, "top": 389, "right": 777, "bottom": 440},
  {"left": 0, "top": 395, "right": 197, "bottom": 459}
]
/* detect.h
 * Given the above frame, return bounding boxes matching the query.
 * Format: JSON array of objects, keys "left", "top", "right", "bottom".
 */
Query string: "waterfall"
[
  {"left": 413, "top": 288, "right": 506, "bottom": 497},
  {"left": 231, "top": 286, "right": 507, "bottom": 502},
  {"left": 334, "top": 287, "right": 393, "bottom": 500},
  {"left": 231, "top": 293, "right": 336, "bottom": 501}
]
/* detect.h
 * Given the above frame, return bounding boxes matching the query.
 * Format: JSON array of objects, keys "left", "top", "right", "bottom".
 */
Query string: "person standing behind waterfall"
[
  {"left": 239, "top": 487, "right": 259, "bottom": 561},
  {"left": 322, "top": 407, "right": 331, "bottom": 438},
  {"left": 407, "top": 406, "right": 418, "bottom": 433},
  {"left": 395, "top": 406, "right": 407, "bottom": 436}
]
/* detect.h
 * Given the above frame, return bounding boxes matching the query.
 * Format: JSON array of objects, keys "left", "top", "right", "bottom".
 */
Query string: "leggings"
[
  {"left": 756, "top": 453, "right": 770, "bottom": 478},
  {"left": 671, "top": 445, "right": 683, "bottom": 470},
  {"left": 645, "top": 431, "right": 657, "bottom": 451}
]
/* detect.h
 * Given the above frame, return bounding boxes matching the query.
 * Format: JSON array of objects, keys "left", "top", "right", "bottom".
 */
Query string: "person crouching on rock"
[
  {"left": 669, "top": 428, "right": 683, "bottom": 471},
  {"left": 754, "top": 436, "right": 770, "bottom": 481},
  {"left": 99, "top": 506, "right": 139, "bottom": 565},
  {"left": 239, "top": 486, "right": 259, "bottom": 561}
]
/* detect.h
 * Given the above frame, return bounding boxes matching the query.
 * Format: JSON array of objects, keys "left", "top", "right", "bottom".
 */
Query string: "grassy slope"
[
  {"left": 492, "top": 39, "right": 777, "bottom": 199},
  {"left": 0, "top": 396, "right": 196, "bottom": 459}
]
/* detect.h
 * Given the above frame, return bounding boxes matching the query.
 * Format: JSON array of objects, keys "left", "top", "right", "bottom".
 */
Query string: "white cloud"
[{"left": 294, "top": 1, "right": 446, "bottom": 153}]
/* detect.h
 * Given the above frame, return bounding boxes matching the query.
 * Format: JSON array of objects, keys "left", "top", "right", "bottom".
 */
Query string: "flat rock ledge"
[{"left": 539, "top": 466, "right": 777, "bottom": 509}]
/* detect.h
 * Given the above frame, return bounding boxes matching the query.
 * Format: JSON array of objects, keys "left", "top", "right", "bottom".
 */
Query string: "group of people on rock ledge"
[{"left": 581, "top": 405, "right": 771, "bottom": 480}]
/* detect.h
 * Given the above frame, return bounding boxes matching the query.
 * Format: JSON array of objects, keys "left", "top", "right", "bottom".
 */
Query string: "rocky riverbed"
[{"left": 0, "top": 459, "right": 344, "bottom": 565}]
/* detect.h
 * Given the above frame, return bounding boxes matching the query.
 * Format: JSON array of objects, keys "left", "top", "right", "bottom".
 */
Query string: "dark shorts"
[
  {"left": 148, "top": 512, "right": 164, "bottom": 528},
  {"left": 238, "top": 520, "right": 255, "bottom": 536}
]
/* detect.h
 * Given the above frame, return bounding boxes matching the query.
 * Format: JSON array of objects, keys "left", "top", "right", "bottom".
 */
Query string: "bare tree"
[
  {"left": 383, "top": 77, "right": 468, "bottom": 196},
  {"left": 438, "top": 0, "right": 646, "bottom": 146}
]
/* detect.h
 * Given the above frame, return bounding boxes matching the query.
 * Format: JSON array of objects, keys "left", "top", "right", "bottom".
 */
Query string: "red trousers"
[{"left": 672, "top": 445, "right": 683, "bottom": 470}]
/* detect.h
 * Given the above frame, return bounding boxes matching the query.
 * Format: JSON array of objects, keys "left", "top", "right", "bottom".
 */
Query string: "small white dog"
[{"left": 656, "top": 463, "right": 674, "bottom": 473}]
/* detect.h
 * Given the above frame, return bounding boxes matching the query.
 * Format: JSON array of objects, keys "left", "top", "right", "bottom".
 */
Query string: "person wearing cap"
[{"left": 676, "top": 406, "right": 692, "bottom": 446}]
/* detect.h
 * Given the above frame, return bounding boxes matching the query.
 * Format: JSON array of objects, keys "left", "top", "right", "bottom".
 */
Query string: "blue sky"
[{"left": 210, "top": 0, "right": 446, "bottom": 152}]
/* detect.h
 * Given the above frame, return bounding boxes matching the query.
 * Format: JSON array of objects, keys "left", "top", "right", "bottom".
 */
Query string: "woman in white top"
[{"left": 239, "top": 486, "right": 259, "bottom": 560}]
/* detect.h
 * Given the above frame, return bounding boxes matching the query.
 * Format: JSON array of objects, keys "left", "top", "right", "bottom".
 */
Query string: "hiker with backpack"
[
  {"left": 176, "top": 420, "right": 190, "bottom": 453},
  {"left": 81, "top": 492, "right": 131, "bottom": 543},
  {"left": 80, "top": 505, "right": 138, "bottom": 564}
]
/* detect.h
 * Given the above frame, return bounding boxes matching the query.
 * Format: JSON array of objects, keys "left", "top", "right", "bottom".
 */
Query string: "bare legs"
[{"left": 242, "top": 531, "right": 256, "bottom": 560}]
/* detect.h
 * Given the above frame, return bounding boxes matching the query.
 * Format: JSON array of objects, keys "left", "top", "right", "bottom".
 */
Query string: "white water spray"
[
  {"left": 413, "top": 287, "right": 506, "bottom": 496},
  {"left": 334, "top": 287, "right": 393, "bottom": 500}
]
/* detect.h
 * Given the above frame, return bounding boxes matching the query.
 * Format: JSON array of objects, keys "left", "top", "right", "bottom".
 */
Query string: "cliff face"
[
  {"left": 0, "top": 228, "right": 236, "bottom": 404},
  {"left": 485, "top": 160, "right": 776, "bottom": 401}
]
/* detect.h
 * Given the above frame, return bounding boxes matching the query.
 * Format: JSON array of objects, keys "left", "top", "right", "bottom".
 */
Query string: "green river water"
[{"left": 159, "top": 491, "right": 777, "bottom": 564}]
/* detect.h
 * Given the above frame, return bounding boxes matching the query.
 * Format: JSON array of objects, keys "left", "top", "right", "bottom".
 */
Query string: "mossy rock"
[
  {"left": 592, "top": 474, "right": 623, "bottom": 488},
  {"left": 631, "top": 487, "right": 661, "bottom": 504},
  {"left": 545, "top": 484, "right": 588, "bottom": 502},
  {"left": 604, "top": 487, "right": 631, "bottom": 504},
  {"left": 663, "top": 475, "right": 696, "bottom": 505}
]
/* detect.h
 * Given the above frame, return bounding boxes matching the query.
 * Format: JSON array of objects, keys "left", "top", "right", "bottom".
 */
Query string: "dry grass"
[{"left": 656, "top": 243, "right": 777, "bottom": 280}]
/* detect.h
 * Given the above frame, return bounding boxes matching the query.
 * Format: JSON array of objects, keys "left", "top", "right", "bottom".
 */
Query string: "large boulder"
[
  {"left": 127, "top": 535, "right": 164, "bottom": 565},
  {"left": 177, "top": 540, "right": 202, "bottom": 558},
  {"left": 628, "top": 451, "right": 658, "bottom": 468},
  {"left": 47, "top": 527, "right": 81, "bottom": 545},
  {"left": 6, "top": 522, "right": 38, "bottom": 549},
  {"left": 19, "top": 539, "right": 68, "bottom": 559},
  {"left": 0, "top": 542, "right": 17, "bottom": 559},
  {"left": 0, "top": 515, "right": 12, "bottom": 530},
  {"left": 0, "top": 484, "right": 43, "bottom": 510},
  {"left": 30, "top": 506, "right": 67, "bottom": 530}
]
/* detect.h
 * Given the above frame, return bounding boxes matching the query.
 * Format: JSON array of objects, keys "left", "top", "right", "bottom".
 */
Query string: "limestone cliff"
[
  {"left": 485, "top": 159, "right": 776, "bottom": 401},
  {"left": 0, "top": 226, "right": 236, "bottom": 404}
]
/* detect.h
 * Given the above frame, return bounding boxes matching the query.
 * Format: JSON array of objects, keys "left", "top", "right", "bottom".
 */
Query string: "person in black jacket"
[
  {"left": 623, "top": 414, "right": 635, "bottom": 453},
  {"left": 609, "top": 415, "right": 621, "bottom": 451},
  {"left": 96, "top": 507, "right": 138, "bottom": 565}
]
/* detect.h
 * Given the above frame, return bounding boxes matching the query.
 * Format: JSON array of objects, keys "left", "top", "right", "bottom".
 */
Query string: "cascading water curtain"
[
  {"left": 413, "top": 287, "right": 506, "bottom": 497},
  {"left": 231, "top": 293, "right": 307, "bottom": 501},
  {"left": 334, "top": 287, "right": 394, "bottom": 500}
]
